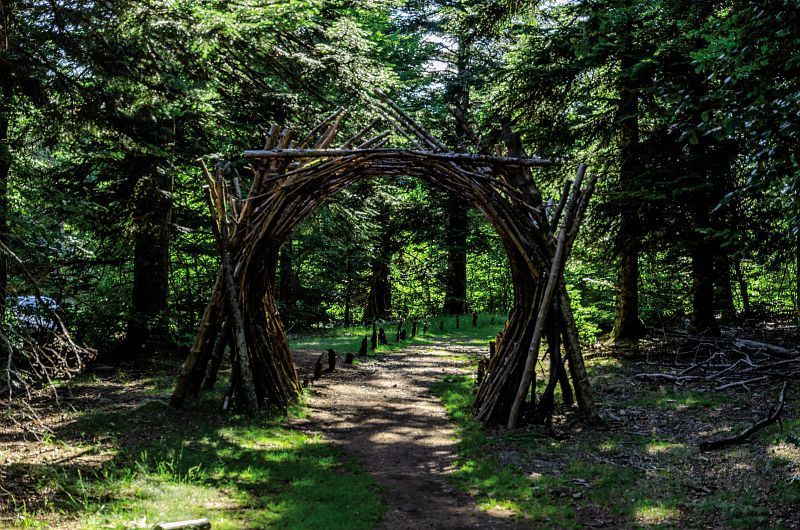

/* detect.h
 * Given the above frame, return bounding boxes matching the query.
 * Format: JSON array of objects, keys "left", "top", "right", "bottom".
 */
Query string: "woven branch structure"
[{"left": 170, "top": 95, "right": 599, "bottom": 426}]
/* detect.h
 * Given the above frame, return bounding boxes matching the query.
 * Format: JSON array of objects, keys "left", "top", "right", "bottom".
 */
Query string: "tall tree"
[{"left": 0, "top": 0, "right": 10, "bottom": 318}]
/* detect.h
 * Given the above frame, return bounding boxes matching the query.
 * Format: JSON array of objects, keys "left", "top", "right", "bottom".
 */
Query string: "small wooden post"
[
  {"left": 327, "top": 348, "right": 336, "bottom": 372},
  {"left": 313, "top": 353, "right": 324, "bottom": 379}
]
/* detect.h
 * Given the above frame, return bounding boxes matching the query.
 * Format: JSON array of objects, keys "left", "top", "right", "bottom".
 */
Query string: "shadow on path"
[{"left": 294, "top": 341, "right": 527, "bottom": 529}]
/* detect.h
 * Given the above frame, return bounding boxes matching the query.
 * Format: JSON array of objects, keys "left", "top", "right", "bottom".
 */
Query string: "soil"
[{"left": 293, "top": 340, "right": 525, "bottom": 529}]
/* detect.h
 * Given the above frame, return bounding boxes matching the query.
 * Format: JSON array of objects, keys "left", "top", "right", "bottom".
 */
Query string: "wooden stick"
[
  {"left": 550, "top": 179, "right": 572, "bottom": 231},
  {"left": 344, "top": 119, "right": 379, "bottom": 148},
  {"left": 314, "top": 111, "right": 346, "bottom": 149},
  {"left": 508, "top": 164, "right": 586, "bottom": 429},
  {"left": 357, "top": 131, "right": 392, "bottom": 149},
  {"left": 297, "top": 108, "right": 344, "bottom": 148},
  {"left": 448, "top": 105, "right": 485, "bottom": 153},
  {"left": 264, "top": 124, "right": 281, "bottom": 150},
  {"left": 715, "top": 376, "right": 770, "bottom": 391},
  {"left": 374, "top": 90, "right": 448, "bottom": 151},
  {"left": 243, "top": 148, "right": 550, "bottom": 166},
  {"left": 217, "top": 168, "right": 259, "bottom": 413},
  {"left": 381, "top": 114, "right": 424, "bottom": 149},
  {"left": 700, "top": 381, "right": 789, "bottom": 451}
]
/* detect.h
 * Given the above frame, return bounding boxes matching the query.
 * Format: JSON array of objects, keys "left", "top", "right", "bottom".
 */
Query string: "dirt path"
[{"left": 293, "top": 340, "right": 525, "bottom": 529}]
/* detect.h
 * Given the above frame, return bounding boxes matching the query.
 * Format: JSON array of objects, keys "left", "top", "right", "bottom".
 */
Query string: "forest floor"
[
  {"left": 291, "top": 331, "right": 800, "bottom": 529},
  {"left": 0, "top": 320, "right": 799, "bottom": 529}
]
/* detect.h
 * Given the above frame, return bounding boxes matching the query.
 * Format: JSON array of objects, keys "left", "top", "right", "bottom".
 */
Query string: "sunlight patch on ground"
[
  {"left": 633, "top": 502, "right": 681, "bottom": 525},
  {"left": 768, "top": 443, "right": 800, "bottom": 480},
  {"left": 80, "top": 480, "right": 248, "bottom": 530},
  {"left": 645, "top": 441, "right": 688, "bottom": 456},
  {"left": 596, "top": 440, "right": 620, "bottom": 453}
]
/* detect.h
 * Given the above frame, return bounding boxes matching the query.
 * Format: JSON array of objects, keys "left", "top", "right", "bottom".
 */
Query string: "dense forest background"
[{"left": 1, "top": 0, "right": 798, "bottom": 362}]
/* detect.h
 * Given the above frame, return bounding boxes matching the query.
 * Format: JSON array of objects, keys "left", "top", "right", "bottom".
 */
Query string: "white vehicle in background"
[{"left": 8, "top": 295, "right": 59, "bottom": 331}]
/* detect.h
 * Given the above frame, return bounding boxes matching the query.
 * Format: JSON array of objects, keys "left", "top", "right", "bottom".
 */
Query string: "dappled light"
[{"left": 2, "top": 0, "right": 799, "bottom": 528}]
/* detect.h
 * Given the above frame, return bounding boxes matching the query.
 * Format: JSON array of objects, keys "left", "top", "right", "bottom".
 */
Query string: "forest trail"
[{"left": 293, "top": 340, "right": 525, "bottom": 529}]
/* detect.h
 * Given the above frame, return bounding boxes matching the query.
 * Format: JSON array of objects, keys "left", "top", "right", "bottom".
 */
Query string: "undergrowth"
[
  {"left": 431, "top": 367, "right": 800, "bottom": 529},
  {"left": 2, "top": 386, "right": 385, "bottom": 529}
]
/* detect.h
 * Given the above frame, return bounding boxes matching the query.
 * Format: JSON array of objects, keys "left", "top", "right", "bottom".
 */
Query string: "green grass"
[
  {"left": 625, "top": 388, "right": 733, "bottom": 411},
  {"left": 430, "top": 375, "right": 578, "bottom": 528},
  {"left": 429, "top": 372, "right": 786, "bottom": 529},
  {"left": 289, "top": 314, "right": 509, "bottom": 355},
  {"left": 695, "top": 491, "right": 770, "bottom": 528},
  {"left": 7, "top": 391, "right": 385, "bottom": 529}
]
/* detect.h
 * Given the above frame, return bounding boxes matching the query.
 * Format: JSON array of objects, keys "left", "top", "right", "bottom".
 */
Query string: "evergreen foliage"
[{"left": 1, "top": 0, "right": 798, "bottom": 359}]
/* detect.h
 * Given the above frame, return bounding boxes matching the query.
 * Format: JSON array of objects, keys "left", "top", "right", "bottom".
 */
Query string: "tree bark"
[
  {"left": 343, "top": 254, "right": 352, "bottom": 327},
  {"left": 612, "top": 46, "right": 647, "bottom": 342},
  {"left": 442, "top": 33, "right": 472, "bottom": 315},
  {"left": 0, "top": 0, "right": 11, "bottom": 320},
  {"left": 613, "top": 244, "right": 646, "bottom": 340},
  {"left": 690, "top": 236, "right": 718, "bottom": 335},
  {"left": 734, "top": 259, "right": 750, "bottom": 316},
  {"left": 365, "top": 221, "right": 393, "bottom": 320},
  {"left": 688, "top": 176, "right": 718, "bottom": 336},
  {"left": 126, "top": 168, "right": 173, "bottom": 353},
  {"left": 0, "top": 89, "right": 8, "bottom": 321},
  {"left": 715, "top": 254, "right": 736, "bottom": 321},
  {"left": 276, "top": 238, "right": 298, "bottom": 307},
  {"left": 443, "top": 193, "right": 468, "bottom": 314}
]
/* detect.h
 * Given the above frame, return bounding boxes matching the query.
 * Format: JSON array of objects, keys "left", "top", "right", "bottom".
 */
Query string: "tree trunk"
[
  {"left": 126, "top": 169, "right": 173, "bottom": 354},
  {"left": 0, "top": 91, "right": 8, "bottom": 321},
  {"left": 734, "top": 259, "right": 750, "bottom": 317},
  {"left": 343, "top": 254, "right": 352, "bottom": 327},
  {"left": 443, "top": 194, "right": 468, "bottom": 314},
  {"left": 690, "top": 236, "right": 719, "bottom": 335},
  {"left": 365, "top": 222, "right": 393, "bottom": 320},
  {"left": 0, "top": 2, "right": 11, "bottom": 320},
  {"left": 688, "top": 175, "right": 718, "bottom": 336},
  {"left": 442, "top": 33, "right": 472, "bottom": 316},
  {"left": 612, "top": 48, "right": 647, "bottom": 342},
  {"left": 715, "top": 254, "right": 736, "bottom": 321},
  {"left": 276, "top": 238, "right": 298, "bottom": 307},
  {"left": 613, "top": 243, "right": 646, "bottom": 340}
]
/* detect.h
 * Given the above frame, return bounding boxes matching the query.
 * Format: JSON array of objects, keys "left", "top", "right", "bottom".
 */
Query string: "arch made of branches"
[{"left": 170, "top": 102, "right": 599, "bottom": 428}]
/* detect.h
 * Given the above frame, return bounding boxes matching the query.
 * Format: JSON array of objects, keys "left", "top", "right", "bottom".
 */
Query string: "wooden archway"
[{"left": 170, "top": 97, "right": 598, "bottom": 427}]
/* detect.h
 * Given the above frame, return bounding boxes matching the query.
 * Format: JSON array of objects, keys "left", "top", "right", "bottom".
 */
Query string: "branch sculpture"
[{"left": 170, "top": 97, "right": 599, "bottom": 426}]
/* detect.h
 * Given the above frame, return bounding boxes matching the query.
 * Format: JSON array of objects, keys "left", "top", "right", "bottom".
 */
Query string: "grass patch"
[
  {"left": 429, "top": 361, "right": 782, "bottom": 529},
  {"left": 696, "top": 491, "right": 770, "bottom": 528},
  {"left": 5, "top": 389, "right": 385, "bottom": 529},
  {"left": 289, "top": 314, "right": 508, "bottom": 356},
  {"left": 430, "top": 375, "right": 577, "bottom": 528},
  {"left": 625, "top": 388, "right": 732, "bottom": 411}
]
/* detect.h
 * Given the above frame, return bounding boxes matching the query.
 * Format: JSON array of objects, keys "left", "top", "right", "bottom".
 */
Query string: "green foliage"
[{"left": 3, "top": 0, "right": 799, "bottom": 359}]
